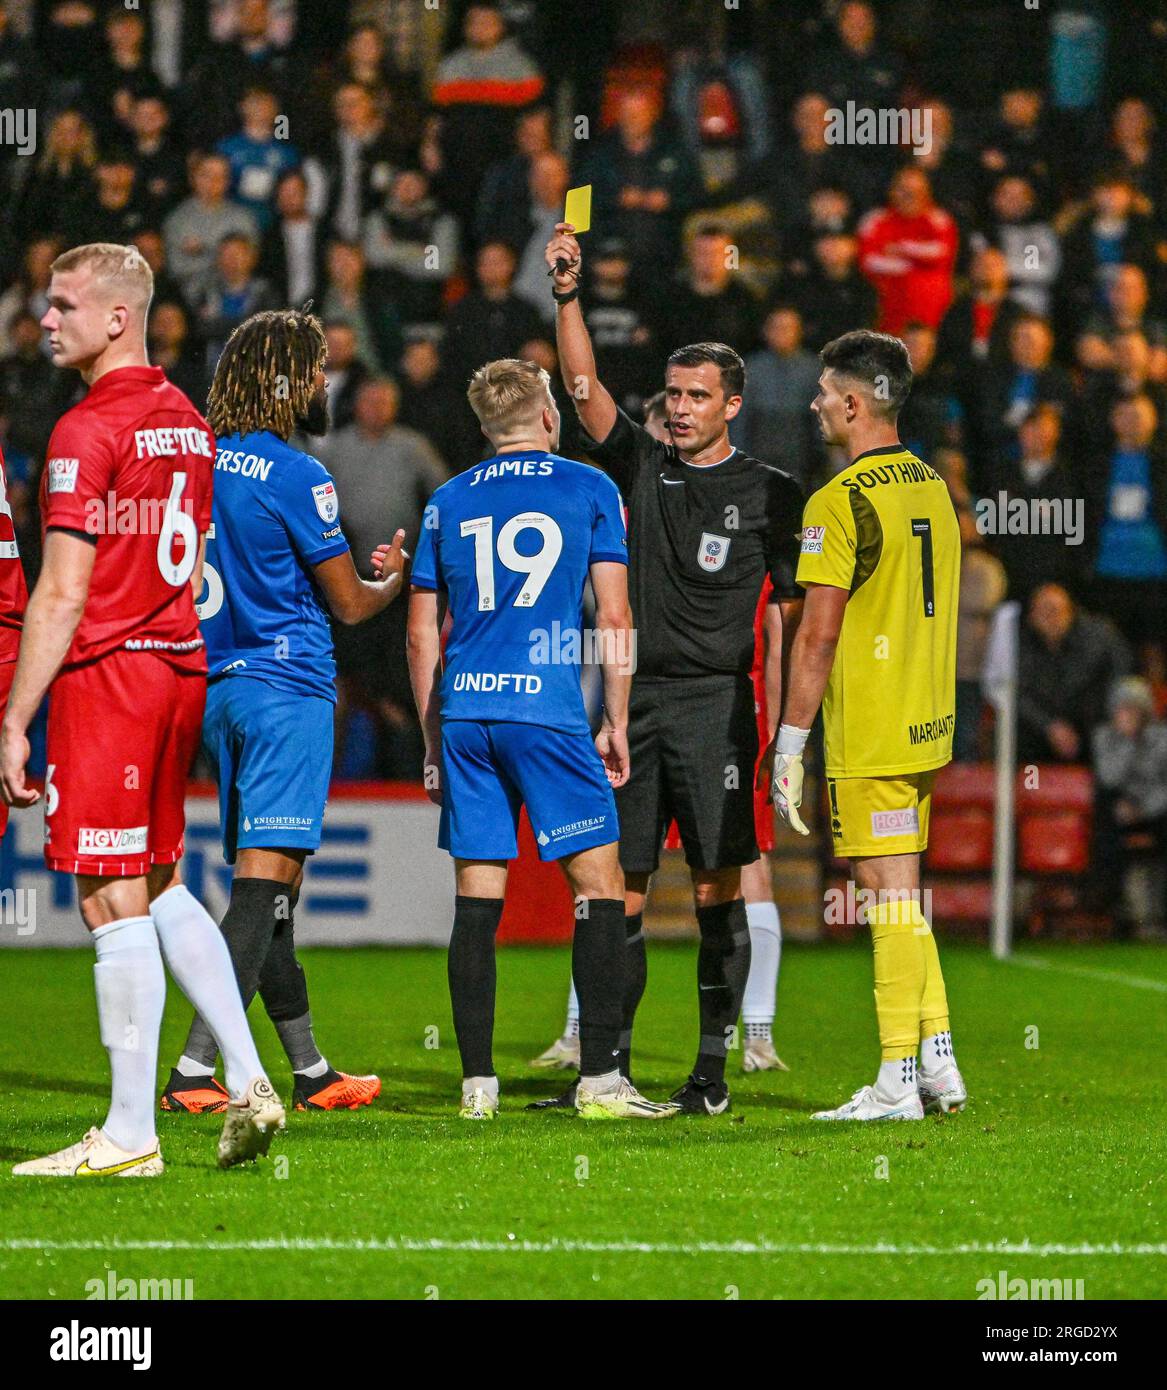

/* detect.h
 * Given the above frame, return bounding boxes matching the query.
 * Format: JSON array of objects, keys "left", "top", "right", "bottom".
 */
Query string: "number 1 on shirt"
[{"left": 911, "top": 518, "right": 935, "bottom": 618}]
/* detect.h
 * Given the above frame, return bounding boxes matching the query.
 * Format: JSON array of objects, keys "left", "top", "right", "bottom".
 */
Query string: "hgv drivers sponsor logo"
[
  {"left": 47, "top": 458, "right": 79, "bottom": 494},
  {"left": 801, "top": 524, "right": 825, "bottom": 554},
  {"left": 870, "top": 808, "right": 919, "bottom": 838},
  {"left": 78, "top": 826, "right": 148, "bottom": 854}
]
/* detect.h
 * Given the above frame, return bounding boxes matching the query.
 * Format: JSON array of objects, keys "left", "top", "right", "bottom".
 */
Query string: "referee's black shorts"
[{"left": 615, "top": 673, "right": 759, "bottom": 875}]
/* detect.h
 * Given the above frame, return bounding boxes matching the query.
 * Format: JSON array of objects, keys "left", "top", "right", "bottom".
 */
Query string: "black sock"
[
  {"left": 258, "top": 905, "right": 321, "bottom": 1072},
  {"left": 448, "top": 896, "right": 504, "bottom": 1077},
  {"left": 694, "top": 899, "right": 751, "bottom": 1085},
  {"left": 617, "top": 911, "right": 647, "bottom": 1080},
  {"left": 572, "top": 898, "right": 625, "bottom": 1077},
  {"left": 180, "top": 877, "right": 287, "bottom": 1070}
]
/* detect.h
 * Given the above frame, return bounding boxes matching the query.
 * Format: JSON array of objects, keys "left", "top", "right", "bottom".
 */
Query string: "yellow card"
[{"left": 564, "top": 184, "right": 592, "bottom": 235}]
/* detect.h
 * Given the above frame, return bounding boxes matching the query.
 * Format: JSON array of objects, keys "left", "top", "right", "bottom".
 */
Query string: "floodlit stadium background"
[{"left": 0, "top": 0, "right": 1163, "bottom": 949}]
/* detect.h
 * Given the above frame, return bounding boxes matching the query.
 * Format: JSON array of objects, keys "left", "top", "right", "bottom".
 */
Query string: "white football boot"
[
  {"left": 918, "top": 1064, "right": 967, "bottom": 1114},
  {"left": 742, "top": 1038, "right": 789, "bottom": 1072},
  {"left": 812, "top": 1084, "right": 924, "bottom": 1121},
  {"left": 217, "top": 1077, "right": 286, "bottom": 1167},
  {"left": 13, "top": 1126, "right": 163, "bottom": 1177},
  {"left": 459, "top": 1078, "right": 499, "bottom": 1119},
  {"left": 575, "top": 1075, "right": 679, "bottom": 1119},
  {"left": 529, "top": 1034, "right": 581, "bottom": 1069}
]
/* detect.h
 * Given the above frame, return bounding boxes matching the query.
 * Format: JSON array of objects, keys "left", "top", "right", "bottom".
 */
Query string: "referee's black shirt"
[{"left": 586, "top": 408, "right": 805, "bottom": 680}]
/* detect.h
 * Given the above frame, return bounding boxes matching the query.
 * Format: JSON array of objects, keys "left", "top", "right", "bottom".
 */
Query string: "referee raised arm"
[{"left": 542, "top": 221, "right": 805, "bottom": 1115}]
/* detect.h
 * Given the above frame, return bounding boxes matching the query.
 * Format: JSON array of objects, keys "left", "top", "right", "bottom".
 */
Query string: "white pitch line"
[
  {"left": 1007, "top": 956, "right": 1167, "bottom": 995},
  {"left": 1, "top": 1238, "right": 1164, "bottom": 1257}
]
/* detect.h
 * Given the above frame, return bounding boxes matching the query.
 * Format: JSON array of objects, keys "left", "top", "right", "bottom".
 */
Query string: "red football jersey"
[
  {"left": 0, "top": 448, "right": 29, "bottom": 664},
  {"left": 40, "top": 365, "right": 214, "bottom": 672}
]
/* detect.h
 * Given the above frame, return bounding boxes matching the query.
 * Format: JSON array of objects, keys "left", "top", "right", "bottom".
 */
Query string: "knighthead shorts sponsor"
[
  {"left": 826, "top": 770, "right": 937, "bottom": 858},
  {"left": 438, "top": 719, "right": 617, "bottom": 862},
  {"left": 202, "top": 676, "right": 333, "bottom": 863}
]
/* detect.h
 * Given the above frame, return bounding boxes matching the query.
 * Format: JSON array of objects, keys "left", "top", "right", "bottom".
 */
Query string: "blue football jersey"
[
  {"left": 411, "top": 450, "right": 628, "bottom": 733},
  {"left": 197, "top": 429, "right": 350, "bottom": 701}
]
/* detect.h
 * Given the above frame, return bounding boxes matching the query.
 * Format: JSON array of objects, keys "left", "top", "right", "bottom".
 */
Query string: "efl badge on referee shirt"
[
  {"left": 312, "top": 481, "right": 338, "bottom": 523},
  {"left": 698, "top": 531, "right": 730, "bottom": 572}
]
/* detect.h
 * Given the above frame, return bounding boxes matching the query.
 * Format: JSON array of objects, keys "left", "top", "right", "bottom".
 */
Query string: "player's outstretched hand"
[
  {"left": 0, "top": 722, "right": 38, "bottom": 808},
  {"left": 371, "top": 530, "right": 409, "bottom": 585},
  {"left": 771, "top": 752, "right": 810, "bottom": 837},
  {"left": 545, "top": 222, "right": 581, "bottom": 293},
  {"left": 595, "top": 724, "right": 630, "bottom": 788}
]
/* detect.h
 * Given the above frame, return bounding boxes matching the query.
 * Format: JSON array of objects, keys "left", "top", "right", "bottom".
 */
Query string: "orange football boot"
[
  {"left": 159, "top": 1068, "right": 230, "bottom": 1114},
  {"left": 293, "top": 1068, "right": 381, "bottom": 1111}
]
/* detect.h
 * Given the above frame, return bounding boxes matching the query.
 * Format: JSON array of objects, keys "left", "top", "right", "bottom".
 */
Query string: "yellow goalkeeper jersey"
[{"left": 796, "top": 444, "right": 959, "bottom": 778}]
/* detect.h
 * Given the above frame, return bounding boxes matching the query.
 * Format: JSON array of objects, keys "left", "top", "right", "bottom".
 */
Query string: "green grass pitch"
[{"left": 1, "top": 941, "right": 1165, "bottom": 1300}]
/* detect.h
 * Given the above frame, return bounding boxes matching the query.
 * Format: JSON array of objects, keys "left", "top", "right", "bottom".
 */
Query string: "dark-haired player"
[
  {"left": 762, "top": 329, "right": 966, "bottom": 1120},
  {"left": 159, "top": 307, "right": 409, "bottom": 1115},
  {"left": 540, "top": 222, "right": 804, "bottom": 1115},
  {"left": 532, "top": 391, "right": 789, "bottom": 1075}
]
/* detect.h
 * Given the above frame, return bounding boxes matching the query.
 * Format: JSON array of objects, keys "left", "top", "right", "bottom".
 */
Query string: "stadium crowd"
[{"left": 0, "top": 0, "right": 1164, "bottom": 924}]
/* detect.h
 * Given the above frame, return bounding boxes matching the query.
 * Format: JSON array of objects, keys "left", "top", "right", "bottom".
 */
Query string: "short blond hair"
[
  {"left": 466, "top": 358, "right": 552, "bottom": 437},
  {"left": 51, "top": 242, "right": 154, "bottom": 314}
]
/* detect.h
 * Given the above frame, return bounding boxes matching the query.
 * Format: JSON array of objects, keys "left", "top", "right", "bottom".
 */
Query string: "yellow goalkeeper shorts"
[{"left": 825, "top": 770, "right": 937, "bottom": 859}]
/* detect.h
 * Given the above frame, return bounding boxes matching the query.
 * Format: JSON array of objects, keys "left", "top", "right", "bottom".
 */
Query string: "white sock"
[
  {"left": 149, "top": 884, "right": 264, "bottom": 1098},
  {"left": 462, "top": 1074, "right": 498, "bottom": 1100},
  {"left": 580, "top": 1067, "right": 621, "bottom": 1093},
  {"left": 742, "top": 900, "right": 781, "bottom": 1027},
  {"left": 920, "top": 1029, "right": 956, "bottom": 1076},
  {"left": 876, "top": 1055, "right": 918, "bottom": 1101},
  {"left": 295, "top": 1057, "right": 329, "bottom": 1079},
  {"left": 565, "top": 978, "right": 579, "bottom": 1037},
  {"left": 177, "top": 1053, "right": 213, "bottom": 1078},
  {"left": 92, "top": 916, "right": 166, "bottom": 1153}
]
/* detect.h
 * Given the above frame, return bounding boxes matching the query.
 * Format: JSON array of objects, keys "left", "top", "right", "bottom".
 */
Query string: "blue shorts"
[
  {"left": 439, "top": 720, "right": 618, "bottom": 862},
  {"left": 202, "top": 677, "right": 333, "bottom": 864}
]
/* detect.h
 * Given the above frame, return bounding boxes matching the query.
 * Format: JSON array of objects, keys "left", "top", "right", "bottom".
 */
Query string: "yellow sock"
[
  {"left": 914, "top": 900, "right": 951, "bottom": 1042},
  {"left": 869, "top": 895, "right": 926, "bottom": 1061}
]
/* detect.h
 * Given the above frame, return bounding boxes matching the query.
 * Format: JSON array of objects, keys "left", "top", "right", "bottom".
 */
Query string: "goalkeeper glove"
[{"left": 771, "top": 724, "right": 811, "bottom": 837}]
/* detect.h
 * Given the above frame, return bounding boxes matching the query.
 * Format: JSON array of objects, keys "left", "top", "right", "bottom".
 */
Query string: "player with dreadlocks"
[{"left": 160, "top": 307, "right": 410, "bottom": 1115}]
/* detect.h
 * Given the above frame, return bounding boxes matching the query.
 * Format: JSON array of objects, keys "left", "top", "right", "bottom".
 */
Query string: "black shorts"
[{"left": 616, "top": 674, "right": 759, "bottom": 874}]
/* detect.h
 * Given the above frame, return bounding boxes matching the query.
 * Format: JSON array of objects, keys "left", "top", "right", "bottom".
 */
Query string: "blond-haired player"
[
  {"left": 762, "top": 329, "right": 966, "bottom": 1120},
  {"left": 407, "top": 357, "right": 677, "bottom": 1119},
  {"left": 1, "top": 243, "right": 283, "bottom": 1175}
]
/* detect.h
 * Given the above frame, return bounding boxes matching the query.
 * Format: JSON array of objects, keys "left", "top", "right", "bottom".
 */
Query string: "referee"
[{"left": 541, "top": 221, "right": 805, "bottom": 1114}]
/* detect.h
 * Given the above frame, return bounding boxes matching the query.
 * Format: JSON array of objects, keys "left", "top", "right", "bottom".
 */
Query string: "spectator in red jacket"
[{"left": 857, "top": 166, "right": 958, "bottom": 334}]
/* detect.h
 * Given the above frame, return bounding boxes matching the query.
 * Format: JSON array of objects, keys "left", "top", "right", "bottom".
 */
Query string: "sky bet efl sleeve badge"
[
  {"left": 312, "top": 481, "right": 339, "bottom": 524},
  {"left": 699, "top": 531, "right": 730, "bottom": 572}
]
